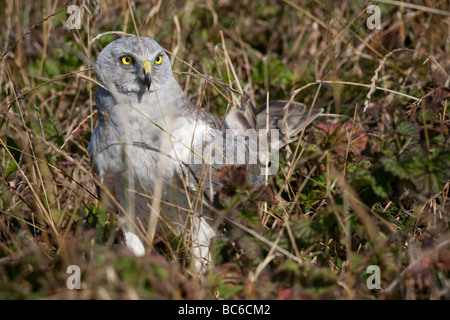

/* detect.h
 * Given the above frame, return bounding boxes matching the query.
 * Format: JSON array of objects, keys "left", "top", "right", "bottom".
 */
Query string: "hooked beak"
[{"left": 142, "top": 61, "right": 152, "bottom": 90}]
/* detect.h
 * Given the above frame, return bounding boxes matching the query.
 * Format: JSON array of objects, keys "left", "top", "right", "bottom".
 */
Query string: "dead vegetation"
[{"left": 0, "top": 0, "right": 449, "bottom": 299}]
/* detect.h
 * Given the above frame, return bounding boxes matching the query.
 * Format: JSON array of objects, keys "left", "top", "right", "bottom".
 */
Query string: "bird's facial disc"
[
  {"left": 96, "top": 37, "right": 172, "bottom": 95},
  {"left": 115, "top": 54, "right": 154, "bottom": 92}
]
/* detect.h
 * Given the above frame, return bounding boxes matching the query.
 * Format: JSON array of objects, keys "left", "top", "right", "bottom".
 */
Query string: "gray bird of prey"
[{"left": 88, "top": 36, "right": 322, "bottom": 272}]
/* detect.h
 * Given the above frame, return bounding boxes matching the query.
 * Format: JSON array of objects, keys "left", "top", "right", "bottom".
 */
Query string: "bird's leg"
[
  {"left": 122, "top": 226, "right": 145, "bottom": 257},
  {"left": 190, "top": 216, "right": 216, "bottom": 272}
]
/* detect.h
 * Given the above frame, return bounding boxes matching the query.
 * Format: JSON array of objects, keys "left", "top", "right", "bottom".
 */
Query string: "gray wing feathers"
[
  {"left": 190, "top": 99, "right": 323, "bottom": 201},
  {"left": 255, "top": 100, "right": 323, "bottom": 147}
]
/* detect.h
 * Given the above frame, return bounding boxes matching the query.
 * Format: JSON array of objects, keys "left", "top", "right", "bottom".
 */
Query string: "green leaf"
[
  {"left": 396, "top": 121, "right": 417, "bottom": 137},
  {"left": 408, "top": 150, "right": 450, "bottom": 194},
  {"left": 292, "top": 219, "right": 321, "bottom": 244},
  {"left": 372, "top": 184, "right": 388, "bottom": 198},
  {"left": 382, "top": 157, "right": 410, "bottom": 179},
  {"left": 4, "top": 137, "right": 20, "bottom": 179},
  {"left": 349, "top": 169, "right": 376, "bottom": 188},
  {"left": 43, "top": 59, "right": 60, "bottom": 78},
  {"left": 217, "top": 283, "right": 243, "bottom": 300}
]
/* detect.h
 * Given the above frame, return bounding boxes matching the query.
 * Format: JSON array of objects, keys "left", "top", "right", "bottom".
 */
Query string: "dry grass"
[{"left": 0, "top": 0, "right": 449, "bottom": 299}]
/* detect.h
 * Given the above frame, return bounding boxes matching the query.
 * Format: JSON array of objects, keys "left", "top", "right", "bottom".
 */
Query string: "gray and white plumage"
[{"left": 88, "top": 36, "right": 322, "bottom": 271}]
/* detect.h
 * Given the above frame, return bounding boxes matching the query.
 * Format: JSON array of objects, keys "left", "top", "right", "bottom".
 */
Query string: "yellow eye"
[
  {"left": 155, "top": 55, "right": 162, "bottom": 65},
  {"left": 121, "top": 56, "right": 132, "bottom": 65}
]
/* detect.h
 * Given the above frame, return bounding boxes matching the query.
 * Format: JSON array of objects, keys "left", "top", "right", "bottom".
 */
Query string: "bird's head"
[{"left": 95, "top": 36, "right": 172, "bottom": 95}]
